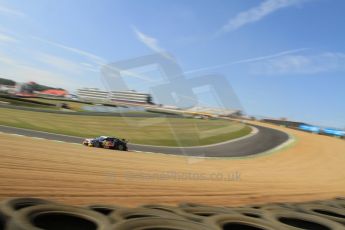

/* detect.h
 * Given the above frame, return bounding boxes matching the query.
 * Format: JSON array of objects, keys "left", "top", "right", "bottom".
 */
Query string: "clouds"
[
  {"left": 0, "top": 4, "right": 25, "bottom": 17},
  {"left": 132, "top": 27, "right": 174, "bottom": 60},
  {"left": 35, "top": 53, "right": 85, "bottom": 75},
  {"left": 133, "top": 27, "right": 164, "bottom": 54},
  {"left": 184, "top": 48, "right": 308, "bottom": 74},
  {"left": 0, "top": 33, "right": 17, "bottom": 43},
  {"left": 0, "top": 53, "right": 73, "bottom": 88},
  {"left": 32, "top": 36, "right": 105, "bottom": 65},
  {"left": 251, "top": 52, "right": 345, "bottom": 75},
  {"left": 218, "top": 0, "right": 306, "bottom": 34}
]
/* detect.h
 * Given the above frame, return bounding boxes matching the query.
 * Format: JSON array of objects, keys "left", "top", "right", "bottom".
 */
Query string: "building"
[
  {"left": 110, "top": 91, "right": 152, "bottom": 104},
  {"left": 15, "top": 82, "right": 36, "bottom": 97},
  {"left": 76, "top": 88, "right": 109, "bottom": 102},
  {"left": 38, "top": 89, "right": 68, "bottom": 97},
  {"left": 0, "top": 84, "right": 16, "bottom": 94},
  {"left": 77, "top": 88, "right": 153, "bottom": 104}
]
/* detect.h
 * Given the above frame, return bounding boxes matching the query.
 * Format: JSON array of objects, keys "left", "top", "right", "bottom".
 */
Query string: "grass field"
[
  {"left": 0, "top": 97, "right": 58, "bottom": 110},
  {"left": 0, "top": 121, "right": 344, "bottom": 207},
  {"left": 0, "top": 96, "right": 91, "bottom": 111},
  {"left": 27, "top": 97, "right": 89, "bottom": 111},
  {"left": 0, "top": 107, "right": 251, "bottom": 146}
]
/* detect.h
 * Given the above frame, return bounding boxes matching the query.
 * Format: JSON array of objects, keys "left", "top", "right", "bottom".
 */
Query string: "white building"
[
  {"left": 77, "top": 88, "right": 152, "bottom": 104},
  {"left": 77, "top": 88, "right": 110, "bottom": 102},
  {"left": 110, "top": 91, "right": 152, "bottom": 104}
]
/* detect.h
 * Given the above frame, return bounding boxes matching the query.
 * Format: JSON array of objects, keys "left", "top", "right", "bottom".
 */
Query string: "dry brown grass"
[{"left": 0, "top": 121, "right": 344, "bottom": 207}]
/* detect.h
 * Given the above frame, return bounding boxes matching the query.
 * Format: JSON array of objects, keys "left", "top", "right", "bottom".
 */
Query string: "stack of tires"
[{"left": 0, "top": 197, "right": 344, "bottom": 229}]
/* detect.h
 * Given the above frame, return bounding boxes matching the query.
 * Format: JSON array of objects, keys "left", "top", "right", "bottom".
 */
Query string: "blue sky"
[{"left": 0, "top": 0, "right": 344, "bottom": 128}]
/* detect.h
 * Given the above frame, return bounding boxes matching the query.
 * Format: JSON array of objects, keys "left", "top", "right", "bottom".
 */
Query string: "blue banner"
[
  {"left": 322, "top": 128, "right": 345, "bottom": 137},
  {"left": 298, "top": 125, "right": 321, "bottom": 133}
]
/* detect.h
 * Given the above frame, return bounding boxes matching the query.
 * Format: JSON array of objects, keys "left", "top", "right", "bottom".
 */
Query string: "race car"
[
  {"left": 83, "top": 136, "right": 128, "bottom": 151},
  {"left": 103, "top": 137, "right": 128, "bottom": 151}
]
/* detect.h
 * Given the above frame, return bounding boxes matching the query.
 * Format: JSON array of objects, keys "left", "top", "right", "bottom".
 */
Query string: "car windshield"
[{"left": 0, "top": 1, "right": 344, "bottom": 229}]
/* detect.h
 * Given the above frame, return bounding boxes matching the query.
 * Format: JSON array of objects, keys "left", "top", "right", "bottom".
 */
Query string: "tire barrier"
[
  {"left": 87, "top": 205, "right": 122, "bottom": 216},
  {"left": 178, "top": 206, "right": 238, "bottom": 223},
  {"left": 0, "top": 212, "right": 5, "bottom": 230},
  {"left": 263, "top": 208, "right": 344, "bottom": 230},
  {"left": 112, "top": 217, "right": 219, "bottom": 230},
  {"left": 298, "top": 204, "right": 345, "bottom": 225},
  {"left": 178, "top": 202, "right": 211, "bottom": 208},
  {"left": 7, "top": 204, "right": 111, "bottom": 230},
  {"left": 140, "top": 204, "right": 183, "bottom": 213},
  {"left": 0, "top": 198, "right": 54, "bottom": 219},
  {"left": 204, "top": 214, "right": 282, "bottom": 230},
  {"left": 231, "top": 207, "right": 268, "bottom": 219},
  {"left": 87, "top": 205, "right": 123, "bottom": 224},
  {"left": 330, "top": 198, "right": 345, "bottom": 209},
  {"left": 109, "top": 207, "right": 186, "bottom": 222},
  {"left": 0, "top": 197, "right": 344, "bottom": 229},
  {"left": 180, "top": 206, "right": 236, "bottom": 217},
  {"left": 245, "top": 203, "right": 297, "bottom": 211}
]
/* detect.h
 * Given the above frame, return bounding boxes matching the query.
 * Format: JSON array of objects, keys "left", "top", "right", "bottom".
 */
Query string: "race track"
[{"left": 0, "top": 124, "right": 289, "bottom": 157}]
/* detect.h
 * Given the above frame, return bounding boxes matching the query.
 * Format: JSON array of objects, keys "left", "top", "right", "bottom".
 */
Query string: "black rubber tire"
[
  {"left": 178, "top": 206, "right": 237, "bottom": 223},
  {"left": 140, "top": 204, "right": 183, "bottom": 214},
  {"left": 112, "top": 217, "right": 219, "bottom": 230},
  {"left": 203, "top": 214, "right": 283, "bottom": 230},
  {"left": 328, "top": 198, "right": 345, "bottom": 209},
  {"left": 118, "top": 145, "right": 124, "bottom": 151},
  {"left": 230, "top": 207, "right": 268, "bottom": 219},
  {"left": 244, "top": 203, "right": 267, "bottom": 209},
  {"left": 0, "top": 197, "right": 54, "bottom": 219},
  {"left": 244, "top": 203, "right": 296, "bottom": 210},
  {"left": 263, "top": 208, "right": 344, "bottom": 230},
  {"left": 298, "top": 204, "right": 345, "bottom": 225},
  {"left": 86, "top": 204, "right": 123, "bottom": 224},
  {"left": 87, "top": 204, "right": 122, "bottom": 216},
  {"left": 178, "top": 202, "right": 210, "bottom": 208},
  {"left": 7, "top": 204, "right": 111, "bottom": 230},
  {"left": 181, "top": 206, "right": 236, "bottom": 217},
  {"left": 0, "top": 212, "right": 5, "bottom": 230},
  {"left": 109, "top": 207, "right": 185, "bottom": 223}
]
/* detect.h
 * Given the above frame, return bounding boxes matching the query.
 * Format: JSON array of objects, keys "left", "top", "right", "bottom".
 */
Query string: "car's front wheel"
[
  {"left": 118, "top": 145, "right": 124, "bottom": 151},
  {"left": 95, "top": 142, "right": 102, "bottom": 148}
]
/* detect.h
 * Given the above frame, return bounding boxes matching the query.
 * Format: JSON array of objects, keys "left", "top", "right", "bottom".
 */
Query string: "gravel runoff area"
[{"left": 0, "top": 121, "right": 344, "bottom": 208}]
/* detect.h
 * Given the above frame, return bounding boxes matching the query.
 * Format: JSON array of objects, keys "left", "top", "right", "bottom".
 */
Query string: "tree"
[{"left": 0, "top": 78, "right": 16, "bottom": 86}]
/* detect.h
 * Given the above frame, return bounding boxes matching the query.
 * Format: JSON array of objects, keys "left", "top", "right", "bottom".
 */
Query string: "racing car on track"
[{"left": 83, "top": 136, "right": 128, "bottom": 151}]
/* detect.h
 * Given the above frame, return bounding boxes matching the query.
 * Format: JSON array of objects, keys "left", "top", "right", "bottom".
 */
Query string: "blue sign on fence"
[
  {"left": 298, "top": 125, "right": 321, "bottom": 133},
  {"left": 322, "top": 128, "right": 345, "bottom": 137}
]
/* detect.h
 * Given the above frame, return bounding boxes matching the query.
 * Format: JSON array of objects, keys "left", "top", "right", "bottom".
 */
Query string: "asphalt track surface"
[{"left": 0, "top": 124, "right": 289, "bottom": 157}]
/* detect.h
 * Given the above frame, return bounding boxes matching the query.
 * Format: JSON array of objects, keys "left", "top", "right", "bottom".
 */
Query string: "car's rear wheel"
[{"left": 118, "top": 145, "right": 124, "bottom": 151}]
